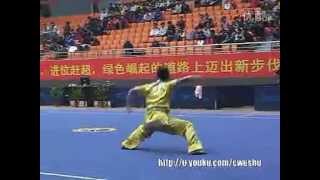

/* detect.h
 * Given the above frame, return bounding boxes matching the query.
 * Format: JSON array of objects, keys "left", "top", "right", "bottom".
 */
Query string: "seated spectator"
[
  {"left": 202, "top": 26, "right": 212, "bottom": 39},
  {"left": 273, "top": 26, "right": 280, "bottom": 40},
  {"left": 232, "top": 28, "right": 245, "bottom": 43},
  {"left": 261, "top": 0, "right": 274, "bottom": 12},
  {"left": 243, "top": 10, "right": 253, "bottom": 21},
  {"left": 91, "top": 37, "right": 100, "bottom": 46},
  {"left": 222, "top": 30, "right": 233, "bottom": 43},
  {"left": 223, "top": 0, "right": 236, "bottom": 10},
  {"left": 197, "top": 14, "right": 206, "bottom": 29},
  {"left": 47, "top": 22, "right": 59, "bottom": 36},
  {"left": 47, "top": 22, "right": 57, "bottom": 32},
  {"left": 166, "top": 21, "right": 177, "bottom": 41},
  {"left": 181, "top": 0, "right": 191, "bottom": 13},
  {"left": 255, "top": 10, "right": 262, "bottom": 22},
  {"left": 150, "top": 22, "right": 161, "bottom": 36},
  {"left": 221, "top": 16, "right": 230, "bottom": 31},
  {"left": 64, "top": 32, "right": 75, "bottom": 47},
  {"left": 223, "top": 0, "right": 232, "bottom": 10},
  {"left": 131, "top": 3, "right": 139, "bottom": 12},
  {"left": 63, "top": 21, "right": 72, "bottom": 37},
  {"left": 153, "top": 8, "right": 162, "bottom": 21},
  {"left": 176, "top": 16, "right": 186, "bottom": 31},
  {"left": 120, "top": 15, "right": 129, "bottom": 29},
  {"left": 243, "top": 28, "right": 256, "bottom": 42},
  {"left": 203, "top": 13, "right": 214, "bottom": 28},
  {"left": 158, "top": 22, "right": 168, "bottom": 36},
  {"left": 121, "top": 5, "right": 128, "bottom": 15},
  {"left": 111, "top": 16, "right": 121, "bottom": 29},
  {"left": 177, "top": 29, "right": 186, "bottom": 40},
  {"left": 172, "top": 1, "right": 183, "bottom": 14},
  {"left": 143, "top": 12, "right": 154, "bottom": 22},
  {"left": 273, "top": 1, "right": 280, "bottom": 15},
  {"left": 166, "top": 0, "right": 176, "bottom": 9},
  {"left": 123, "top": 40, "right": 134, "bottom": 56},
  {"left": 263, "top": 22, "right": 274, "bottom": 41},
  {"left": 158, "top": 0, "right": 168, "bottom": 10},
  {"left": 194, "top": 27, "right": 206, "bottom": 40},
  {"left": 100, "top": 8, "right": 109, "bottom": 20},
  {"left": 200, "top": 0, "right": 219, "bottom": 6}
]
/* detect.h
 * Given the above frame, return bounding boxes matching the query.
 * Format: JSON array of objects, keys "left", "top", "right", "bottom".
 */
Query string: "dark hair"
[{"left": 157, "top": 66, "right": 170, "bottom": 81}]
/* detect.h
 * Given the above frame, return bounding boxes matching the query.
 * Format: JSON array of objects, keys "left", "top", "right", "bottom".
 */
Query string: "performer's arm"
[
  {"left": 126, "top": 81, "right": 160, "bottom": 113},
  {"left": 174, "top": 75, "right": 201, "bottom": 84}
]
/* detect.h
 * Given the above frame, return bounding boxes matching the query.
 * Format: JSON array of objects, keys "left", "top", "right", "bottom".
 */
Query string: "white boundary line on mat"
[{"left": 40, "top": 171, "right": 107, "bottom": 180}]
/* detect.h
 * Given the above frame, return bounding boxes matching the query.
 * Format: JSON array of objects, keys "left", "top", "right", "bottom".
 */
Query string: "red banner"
[{"left": 40, "top": 52, "right": 280, "bottom": 80}]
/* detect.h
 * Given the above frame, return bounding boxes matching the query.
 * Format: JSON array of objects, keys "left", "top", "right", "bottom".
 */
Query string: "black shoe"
[
  {"left": 121, "top": 146, "right": 136, "bottom": 150},
  {"left": 189, "top": 149, "right": 207, "bottom": 155}
]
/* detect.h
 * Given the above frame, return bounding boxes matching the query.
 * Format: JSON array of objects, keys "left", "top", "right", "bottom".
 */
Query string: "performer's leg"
[
  {"left": 121, "top": 110, "right": 168, "bottom": 149},
  {"left": 160, "top": 116, "right": 204, "bottom": 153},
  {"left": 121, "top": 123, "right": 153, "bottom": 149}
]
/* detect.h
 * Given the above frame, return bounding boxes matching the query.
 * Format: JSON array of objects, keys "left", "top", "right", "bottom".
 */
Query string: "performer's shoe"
[
  {"left": 121, "top": 145, "right": 136, "bottom": 150},
  {"left": 189, "top": 149, "right": 207, "bottom": 155}
]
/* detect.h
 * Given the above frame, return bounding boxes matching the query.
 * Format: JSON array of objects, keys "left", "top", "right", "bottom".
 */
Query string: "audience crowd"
[{"left": 40, "top": 0, "right": 280, "bottom": 57}]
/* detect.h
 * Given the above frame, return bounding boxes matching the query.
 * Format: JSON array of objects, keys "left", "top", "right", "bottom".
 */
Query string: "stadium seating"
[{"left": 40, "top": 0, "right": 275, "bottom": 59}]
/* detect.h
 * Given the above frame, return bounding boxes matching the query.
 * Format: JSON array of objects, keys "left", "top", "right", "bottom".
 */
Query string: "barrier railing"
[{"left": 40, "top": 41, "right": 280, "bottom": 60}]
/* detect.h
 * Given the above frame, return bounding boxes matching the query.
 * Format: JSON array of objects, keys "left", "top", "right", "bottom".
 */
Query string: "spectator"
[
  {"left": 195, "top": 27, "right": 206, "bottom": 40},
  {"left": 153, "top": 8, "right": 162, "bottom": 21},
  {"left": 150, "top": 22, "right": 161, "bottom": 36},
  {"left": 221, "top": 16, "right": 230, "bottom": 31},
  {"left": 232, "top": 28, "right": 245, "bottom": 43},
  {"left": 176, "top": 16, "right": 186, "bottom": 31},
  {"left": 181, "top": 0, "right": 191, "bottom": 13},
  {"left": 243, "top": 28, "right": 256, "bottom": 42},
  {"left": 177, "top": 28, "right": 186, "bottom": 40},
  {"left": 123, "top": 40, "right": 134, "bottom": 55},
  {"left": 64, "top": 32, "right": 75, "bottom": 47},
  {"left": 47, "top": 22, "right": 59, "bottom": 36},
  {"left": 63, "top": 21, "right": 72, "bottom": 37},
  {"left": 199, "top": 0, "right": 219, "bottom": 7},
  {"left": 223, "top": 0, "right": 236, "bottom": 10},
  {"left": 197, "top": 14, "right": 206, "bottom": 29},
  {"left": 263, "top": 22, "right": 274, "bottom": 41},
  {"left": 158, "top": 22, "right": 168, "bottom": 36},
  {"left": 166, "top": 21, "right": 177, "bottom": 41},
  {"left": 172, "top": 1, "right": 183, "bottom": 14},
  {"left": 100, "top": 8, "right": 109, "bottom": 20},
  {"left": 203, "top": 13, "right": 214, "bottom": 28},
  {"left": 143, "top": 12, "right": 154, "bottom": 22},
  {"left": 202, "top": 26, "right": 212, "bottom": 38},
  {"left": 273, "top": 26, "right": 280, "bottom": 40},
  {"left": 91, "top": 37, "right": 100, "bottom": 46},
  {"left": 243, "top": 10, "right": 253, "bottom": 21},
  {"left": 47, "top": 22, "right": 57, "bottom": 32}
]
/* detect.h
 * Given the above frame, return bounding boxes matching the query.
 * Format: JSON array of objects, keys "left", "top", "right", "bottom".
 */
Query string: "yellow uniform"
[{"left": 121, "top": 79, "right": 203, "bottom": 153}]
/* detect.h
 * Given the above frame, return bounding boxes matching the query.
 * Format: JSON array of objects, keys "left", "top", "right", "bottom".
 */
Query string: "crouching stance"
[{"left": 121, "top": 66, "right": 205, "bottom": 155}]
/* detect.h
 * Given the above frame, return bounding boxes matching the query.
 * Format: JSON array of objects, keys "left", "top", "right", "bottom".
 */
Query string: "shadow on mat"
[
  {"left": 137, "top": 147, "right": 213, "bottom": 155},
  {"left": 137, "top": 147, "right": 187, "bottom": 155}
]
